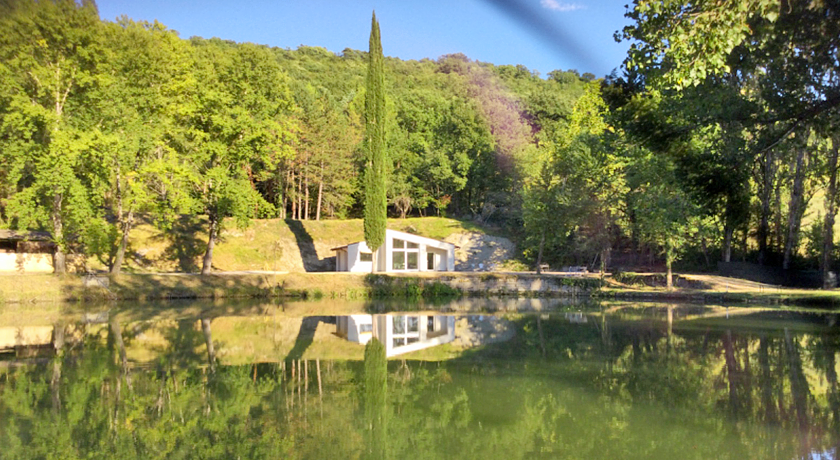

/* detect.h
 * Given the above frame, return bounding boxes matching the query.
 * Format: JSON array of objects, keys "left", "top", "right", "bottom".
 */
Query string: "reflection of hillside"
[{"left": 2, "top": 307, "right": 840, "bottom": 459}]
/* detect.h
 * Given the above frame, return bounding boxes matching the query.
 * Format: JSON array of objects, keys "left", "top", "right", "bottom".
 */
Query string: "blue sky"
[{"left": 96, "top": 0, "right": 632, "bottom": 78}]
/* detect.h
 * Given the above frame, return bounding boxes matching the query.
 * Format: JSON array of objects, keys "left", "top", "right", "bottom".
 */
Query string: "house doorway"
[{"left": 427, "top": 252, "right": 436, "bottom": 271}]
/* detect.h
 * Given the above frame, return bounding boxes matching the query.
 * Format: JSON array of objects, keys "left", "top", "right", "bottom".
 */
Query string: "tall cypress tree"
[{"left": 363, "top": 11, "right": 387, "bottom": 271}]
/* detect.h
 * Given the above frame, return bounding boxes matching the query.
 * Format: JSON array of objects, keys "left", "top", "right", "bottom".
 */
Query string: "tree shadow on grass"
[
  {"left": 286, "top": 219, "right": 335, "bottom": 272},
  {"left": 157, "top": 216, "right": 205, "bottom": 273}
]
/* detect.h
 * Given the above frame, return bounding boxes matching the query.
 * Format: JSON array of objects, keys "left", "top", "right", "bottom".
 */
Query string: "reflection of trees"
[{"left": 2, "top": 312, "right": 840, "bottom": 459}]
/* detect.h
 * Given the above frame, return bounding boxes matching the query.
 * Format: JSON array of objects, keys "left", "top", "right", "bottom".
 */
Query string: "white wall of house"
[
  {"left": 336, "top": 315, "right": 374, "bottom": 345},
  {"left": 0, "top": 253, "right": 53, "bottom": 273},
  {"left": 334, "top": 241, "right": 377, "bottom": 272},
  {"left": 334, "top": 229, "right": 455, "bottom": 273}
]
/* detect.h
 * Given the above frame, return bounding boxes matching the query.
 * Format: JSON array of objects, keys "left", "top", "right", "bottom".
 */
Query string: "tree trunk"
[
  {"left": 51, "top": 323, "right": 65, "bottom": 412},
  {"left": 110, "top": 318, "right": 132, "bottom": 389},
  {"left": 724, "top": 330, "right": 741, "bottom": 416},
  {"left": 304, "top": 172, "right": 310, "bottom": 220},
  {"left": 665, "top": 244, "right": 673, "bottom": 291},
  {"left": 371, "top": 248, "right": 377, "bottom": 273},
  {"left": 600, "top": 247, "right": 610, "bottom": 279},
  {"left": 111, "top": 210, "right": 134, "bottom": 275},
  {"left": 201, "top": 318, "right": 216, "bottom": 373},
  {"left": 822, "top": 142, "right": 839, "bottom": 289},
  {"left": 773, "top": 171, "right": 784, "bottom": 251},
  {"left": 741, "top": 227, "right": 748, "bottom": 262},
  {"left": 316, "top": 161, "right": 324, "bottom": 221},
  {"left": 290, "top": 169, "right": 297, "bottom": 220},
  {"left": 758, "top": 336, "right": 777, "bottom": 424},
  {"left": 784, "top": 328, "right": 810, "bottom": 432},
  {"left": 52, "top": 193, "right": 66, "bottom": 274},
  {"left": 535, "top": 229, "right": 545, "bottom": 274},
  {"left": 784, "top": 147, "right": 808, "bottom": 270},
  {"left": 722, "top": 223, "right": 733, "bottom": 263},
  {"left": 758, "top": 149, "right": 776, "bottom": 265},
  {"left": 201, "top": 214, "right": 218, "bottom": 275},
  {"left": 279, "top": 167, "right": 287, "bottom": 219},
  {"left": 297, "top": 169, "right": 303, "bottom": 220},
  {"left": 824, "top": 340, "right": 840, "bottom": 428}
]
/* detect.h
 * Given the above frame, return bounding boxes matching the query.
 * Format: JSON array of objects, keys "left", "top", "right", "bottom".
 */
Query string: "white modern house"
[
  {"left": 335, "top": 314, "right": 457, "bottom": 357},
  {"left": 331, "top": 229, "right": 456, "bottom": 272}
]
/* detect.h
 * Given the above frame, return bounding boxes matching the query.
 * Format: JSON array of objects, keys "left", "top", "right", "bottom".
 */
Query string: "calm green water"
[{"left": 1, "top": 300, "right": 839, "bottom": 459}]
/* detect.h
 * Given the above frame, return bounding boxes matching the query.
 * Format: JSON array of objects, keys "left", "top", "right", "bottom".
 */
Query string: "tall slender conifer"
[{"left": 363, "top": 11, "right": 387, "bottom": 271}]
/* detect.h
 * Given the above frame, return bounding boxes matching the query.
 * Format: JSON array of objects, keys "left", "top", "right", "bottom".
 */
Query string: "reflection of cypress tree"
[{"left": 363, "top": 338, "right": 388, "bottom": 460}]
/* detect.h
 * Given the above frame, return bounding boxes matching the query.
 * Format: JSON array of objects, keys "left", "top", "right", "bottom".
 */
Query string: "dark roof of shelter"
[{"left": 0, "top": 230, "right": 53, "bottom": 242}]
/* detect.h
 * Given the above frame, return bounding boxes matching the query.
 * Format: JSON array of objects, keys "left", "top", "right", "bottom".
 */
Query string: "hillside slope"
[{"left": 91, "top": 217, "right": 514, "bottom": 273}]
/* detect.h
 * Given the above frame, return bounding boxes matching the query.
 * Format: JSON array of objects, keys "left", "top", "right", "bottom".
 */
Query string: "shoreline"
[{"left": 1, "top": 272, "right": 839, "bottom": 308}]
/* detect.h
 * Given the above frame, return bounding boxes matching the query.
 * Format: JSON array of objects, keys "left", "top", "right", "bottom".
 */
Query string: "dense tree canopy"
[{"left": 2, "top": 0, "right": 839, "bottom": 279}]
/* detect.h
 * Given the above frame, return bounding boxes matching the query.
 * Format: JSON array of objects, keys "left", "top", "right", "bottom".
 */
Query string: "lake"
[{"left": 1, "top": 299, "right": 838, "bottom": 459}]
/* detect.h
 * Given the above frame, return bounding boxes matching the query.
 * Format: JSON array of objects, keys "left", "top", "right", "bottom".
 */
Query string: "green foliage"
[
  {"left": 621, "top": 0, "right": 780, "bottom": 88},
  {"left": 614, "top": 0, "right": 840, "bottom": 278},
  {"left": 521, "top": 83, "right": 625, "bottom": 270},
  {"left": 364, "top": 274, "right": 462, "bottom": 299},
  {"left": 554, "top": 277, "right": 602, "bottom": 289},
  {"left": 363, "top": 13, "right": 387, "bottom": 253},
  {"left": 0, "top": 0, "right": 106, "bottom": 271},
  {"left": 13, "top": 0, "right": 839, "bottom": 279}
]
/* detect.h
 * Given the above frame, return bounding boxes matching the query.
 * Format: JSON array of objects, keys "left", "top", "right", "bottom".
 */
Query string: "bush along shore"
[{"left": 2, "top": 272, "right": 840, "bottom": 307}]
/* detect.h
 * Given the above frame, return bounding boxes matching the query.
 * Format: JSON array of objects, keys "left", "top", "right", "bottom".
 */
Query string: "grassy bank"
[
  {"left": 0, "top": 273, "right": 370, "bottom": 304},
  {"left": 86, "top": 216, "right": 491, "bottom": 273},
  {"left": 3, "top": 271, "right": 840, "bottom": 307}
]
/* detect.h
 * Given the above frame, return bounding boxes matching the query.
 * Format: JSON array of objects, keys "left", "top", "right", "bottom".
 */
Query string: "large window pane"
[
  {"left": 407, "top": 252, "right": 418, "bottom": 270},
  {"left": 393, "top": 251, "right": 405, "bottom": 270},
  {"left": 393, "top": 239, "right": 405, "bottom": 249},
  {"left": 393, "top": 316, "right": 405, "bottom": 334},
  {"left": 407, "top": 241, "right": 419, "bottom": 249},
  {"left": 407, "top": 316, "right": 419, "bottom": 332}
]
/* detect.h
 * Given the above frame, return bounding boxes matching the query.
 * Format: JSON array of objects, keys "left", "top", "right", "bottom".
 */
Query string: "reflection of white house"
[
  {"left": 331, "top": 229, "right": 456, "bottom": 272},
  {"left": 336, "top": 314, "right": 456, "bottom": 357}
]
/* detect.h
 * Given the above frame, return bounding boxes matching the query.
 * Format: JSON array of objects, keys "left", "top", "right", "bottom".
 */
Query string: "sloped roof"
[{"left": 330, "top": 229, "right": 458, "bottom": 251}]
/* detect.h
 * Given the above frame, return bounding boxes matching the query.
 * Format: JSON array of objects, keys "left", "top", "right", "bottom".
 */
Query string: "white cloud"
[{"left": 540, "top": 0, "right": 584, "bottom": 12}]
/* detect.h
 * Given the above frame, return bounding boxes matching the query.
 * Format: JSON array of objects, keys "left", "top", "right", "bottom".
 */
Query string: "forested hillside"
[
  {"left": 1, "top": 0, "right": 839, "bottom": 285},
  {"left": 0, "top": 0, "right": 588, "bottom": 274}
]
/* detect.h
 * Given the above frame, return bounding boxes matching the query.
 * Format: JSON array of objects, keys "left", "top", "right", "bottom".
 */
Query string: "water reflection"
[
  {"left": 336, "top": 314, "right": 457, "bottom": 357},
  {"left": 1, "top": 300, "right": 840, "bottom": 459}
]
